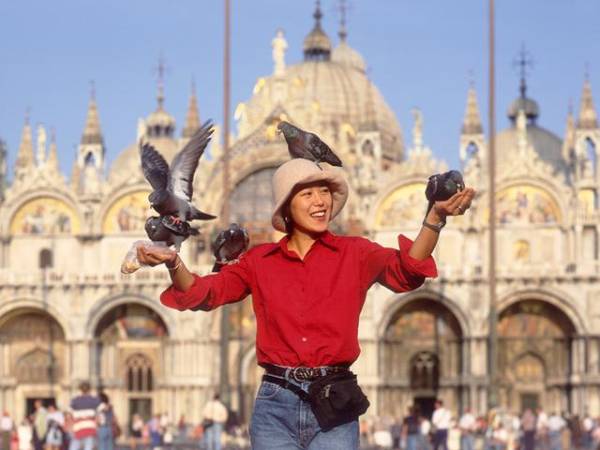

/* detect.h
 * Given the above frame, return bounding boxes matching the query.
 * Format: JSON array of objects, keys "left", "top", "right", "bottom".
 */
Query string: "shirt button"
[{"left": 301, "top": 337, "right": 307, "bottom": 342}]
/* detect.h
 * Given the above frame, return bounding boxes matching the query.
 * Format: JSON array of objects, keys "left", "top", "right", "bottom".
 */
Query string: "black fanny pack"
[{"left": 263, "top": 370, "right": 370, "bottom": 431}]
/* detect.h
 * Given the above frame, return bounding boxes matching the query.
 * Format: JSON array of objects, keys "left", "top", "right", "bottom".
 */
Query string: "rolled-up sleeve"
[
  {"left": 360, "top": 234, "right": 437, "bottom": 292},
  {"left": 160, "top": 256, "right": 252, "bottom": 311}
]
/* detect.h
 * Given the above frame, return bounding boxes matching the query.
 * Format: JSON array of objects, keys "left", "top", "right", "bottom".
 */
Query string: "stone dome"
[
  {"left": 496, "top": 122, "right": 567, "bottom": 175},
  {"left": 108, "top": 137, "right": 180, "bottom": 185},
  {"left": 508, "top": 96, "right": 540, "bottom": 123},
  {"left": 331, "top": 41, "right": 366, "bottom": 72},
  {"left": 238, "top": 58, "right": 404, "bottom": 162}
]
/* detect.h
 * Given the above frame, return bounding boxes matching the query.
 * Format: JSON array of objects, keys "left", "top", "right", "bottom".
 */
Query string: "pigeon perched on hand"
[
  {"left": 145, "top": 216, "right": 199, "bottom": 251},
  {"left": 277, "top": 121, "right": 343, "bottom": 167},
  {"left": 141, "top": 120, "right": 217, "bottom": 223},
  {"left": 211, "top": 223, "right": 250, "bottom": 272}
]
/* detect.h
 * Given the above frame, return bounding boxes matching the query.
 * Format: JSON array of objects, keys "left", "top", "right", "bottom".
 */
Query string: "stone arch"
[
  {"left": 4, "top": 190, "right": 82, "bottom": 236},
  {"left": 99, "top": 187, "right": 153, "bottom": 234},
  {"left": 86, "top": 293, "right": 175, "bottom": 340},
  {"left": 497, "top": 287, "right": 586, "bottom": 335},
  {"left": 378, "top": 289, "right": 471, "bottom": 340},
  {"left": 478, "top": 179, "right": 568, "bottom": 227},
  {"left": 0, "top": 307, "right": 67, "bottom": 386},
  {"left": 378, "top": 291, "right": 467, "bottom": 417},
  {"left": 369, "top": 177, "right": 429, "bottom": 230},
  {"left": 495, "top": 296, "right": 577, "bottom": 413},
  {"left": 97, "top": 183, "right": 149, "bottom": 227},
  {"left": 229, "top": 166, "right": 277, "bottom": 218},
  {"left": 0, "top": 299, "right": 73, "bottom": 341}
]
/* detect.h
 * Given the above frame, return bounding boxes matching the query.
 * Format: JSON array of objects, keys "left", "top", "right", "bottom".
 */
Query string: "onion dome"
[{"left": 303, "top": 1, "right": 331, "bottom": 61}]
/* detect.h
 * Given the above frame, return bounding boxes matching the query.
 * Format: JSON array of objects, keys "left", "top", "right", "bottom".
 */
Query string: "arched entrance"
[
  {"left": 93, "top": 303, "right": 168, "bottom": 424},
  {"left": 229, "top": 167, "right": 278, "bottom": 245},
  {"left": 0, "top": 310, "right": 66, "bottom": 418},
  {"left": 381, "top": 299, "right": 464, "bottom": 418},
  {"left": 497, "top": 300, "right": 575, "bottom": 413}
]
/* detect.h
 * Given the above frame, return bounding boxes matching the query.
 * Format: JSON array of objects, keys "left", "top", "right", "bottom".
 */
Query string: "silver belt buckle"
[{"left": 291, "top": 367, "right": 313, "bottom": 382}]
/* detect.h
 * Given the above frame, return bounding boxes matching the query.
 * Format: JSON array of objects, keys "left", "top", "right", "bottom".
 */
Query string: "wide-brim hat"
[{"left": 271, "top": 158, "right": 349, "bottom": 233}]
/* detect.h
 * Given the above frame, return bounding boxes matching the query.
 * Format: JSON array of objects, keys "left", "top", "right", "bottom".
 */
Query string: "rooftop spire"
[
  {"left": 15, "top": 110, "right": 35, "bottom": 176},
  {"left": 303, "top": 0, "right": 332, "bottom": 61},
  {"left": 81, "top": 81, "right": 103, "bottom": 145},
  {"left": 462, "top": 82, "right": 483, "bottom": 135},
  {"left": 562, "top": 101, "right": 576, "bottom": 162},
  {"left": 47, "top": 127, "right": 59, "bottom": 172},
  {"left": 514, "top": 44, "right": 534, "bottom": 99},
  {"left": 156, "top": 54, "right": 166, "bottom": 110},
  {"left": 337, "top": 0, "right": 348, "bottom": 42},
  {"left": 508, "top": 46, "right": 539, "bottom": 124},
  {"left": 577, "top": 72, "right": 598, "bottom": 130},
  {"left": 182, "top": 79, "right": 201, "bottom": 138}
]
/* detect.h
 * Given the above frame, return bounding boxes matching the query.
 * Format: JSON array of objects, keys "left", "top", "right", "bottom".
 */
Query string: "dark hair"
[
  {"left": 282, "top": 203, "right": 294, "bottom": 234},
  {"left": 79, "top": 381, "right": 91, "bottom": 393},
  {"left": 99, "top": 392, "right": 110, "bottom": 404}
]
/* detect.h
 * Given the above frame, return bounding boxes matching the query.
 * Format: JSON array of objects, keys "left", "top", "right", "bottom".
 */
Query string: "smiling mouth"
[{"left": 310, "top": 211, "right": 327, "bottom": 219}]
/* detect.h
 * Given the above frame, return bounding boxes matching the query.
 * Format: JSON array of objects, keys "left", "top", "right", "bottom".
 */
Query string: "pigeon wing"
[
  {"left": 141, "top": 143, "right": 170, "bottom": 190},
  {"left": 169, "top": 120, "right": 214, "bottom": 201}
]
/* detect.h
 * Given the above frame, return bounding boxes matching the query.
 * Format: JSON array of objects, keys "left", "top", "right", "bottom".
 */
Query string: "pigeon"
[
  {"left": 141, "top": 120, "right": 217, "bottom": 223},
  {"left": 424, "top": 170, "right": 465, "bottom": 215},
  {"left": 211, "top": 223, "right": 250, "bottom": 272},
  {"left": 145, "top": 216, "right": 199, "bottom": 251},
  {"left": 277, "top": 121, "right": 343, "bottom": 167},
  {"left": 425, "top": 170, "right": 465, "bottom": 203}
]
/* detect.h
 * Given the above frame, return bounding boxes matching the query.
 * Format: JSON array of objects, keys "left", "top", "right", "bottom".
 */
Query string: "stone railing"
[{"left": 0, "top": 264, "right": 214, "bottom": 287}]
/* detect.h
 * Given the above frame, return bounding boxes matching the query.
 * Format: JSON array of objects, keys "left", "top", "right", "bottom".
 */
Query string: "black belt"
[{"left": 262, "top": 363, "right": 349, "bottom": 383}]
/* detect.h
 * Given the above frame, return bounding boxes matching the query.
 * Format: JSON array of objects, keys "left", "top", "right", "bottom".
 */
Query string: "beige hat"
[{"left": 271, "top": 159, "right": 349, "bottom": 232}]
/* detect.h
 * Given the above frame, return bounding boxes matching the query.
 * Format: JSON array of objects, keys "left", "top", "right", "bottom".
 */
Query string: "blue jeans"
[
  {"left": 69, "top": 436, "right": 95, "bottom": 450},
  {"left": 97, "top": 427, "right": 114, "bottom": 450},
  {"left": 204, "top": 423, "right": 223, "bottom": 450},
  {"left": 407, "top": 434, "right": 419, "bottom": 450},
  {"left": 461, "top": 434, "right": 474, "bottom": 450},
  {"left": 549, "top": 431, "right": 562, "bottom": 450},
  {"left": 250, "top": 379, "right": 359, "bottom": 449}
]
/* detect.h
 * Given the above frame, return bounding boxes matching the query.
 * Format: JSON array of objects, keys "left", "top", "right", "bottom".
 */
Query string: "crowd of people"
[
  {"left": 0, "top": 386, "right": 242, "bottom": 450},
  {"left": 5, "top": 385, "right": 600, "bottom": 450},
  {"left": 0, "top": 383, "right": 119, "bottom": 450},
  {"left": 359, "top": 401, "right": 600, "bottom": 450}
]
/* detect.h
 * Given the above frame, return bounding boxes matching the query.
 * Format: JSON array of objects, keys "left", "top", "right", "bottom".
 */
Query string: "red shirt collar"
[{"left": 262, "top": 230, "right": 340, "bottom": 258}]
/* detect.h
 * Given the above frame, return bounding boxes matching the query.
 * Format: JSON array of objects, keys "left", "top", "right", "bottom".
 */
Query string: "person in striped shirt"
[{"left": 69, "top": 381, "right": 100, "bottom": 450}]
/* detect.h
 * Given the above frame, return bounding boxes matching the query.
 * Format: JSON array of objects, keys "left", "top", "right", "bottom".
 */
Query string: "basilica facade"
[{"left": 1, "top": 6, "right": 600, "bottom": 424}]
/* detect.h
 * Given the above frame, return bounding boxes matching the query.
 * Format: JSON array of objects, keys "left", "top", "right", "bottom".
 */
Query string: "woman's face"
[{"left": 289, "top": 182, "right": 332, "bottom": 236}]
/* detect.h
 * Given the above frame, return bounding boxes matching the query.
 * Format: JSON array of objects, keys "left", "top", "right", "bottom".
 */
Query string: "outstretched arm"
[
  {"left": 137, "top": 247, "right": 195, "bottom": 291},
  {"left": 408, "top": 188, "right": 476, "bottom": 260}
]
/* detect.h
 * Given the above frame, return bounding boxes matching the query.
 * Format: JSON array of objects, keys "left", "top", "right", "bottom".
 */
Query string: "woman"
[
  {"left": 138, "top": 158, "right": 475, "bottom": 449},
  {"left": 97, "top": 393, "right": 115, "bottom": 450},
  {"left": 129, "top": 414, "right": 143, "bottom": 450}
]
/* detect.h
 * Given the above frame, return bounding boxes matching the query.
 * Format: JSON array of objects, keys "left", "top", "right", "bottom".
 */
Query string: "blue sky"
[{"left": 1, "top": 0, "right": 598, "bottom": 180}]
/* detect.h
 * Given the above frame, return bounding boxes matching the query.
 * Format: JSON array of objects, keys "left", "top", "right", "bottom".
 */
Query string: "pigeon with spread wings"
[{"left": 140, "top": 120, "right": 217, "bottom": 225}]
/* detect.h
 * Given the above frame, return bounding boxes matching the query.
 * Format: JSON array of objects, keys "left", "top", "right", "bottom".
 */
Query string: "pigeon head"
[
  {"left": 277, "top": 121, "right": 299, "bottom": 139},
  {"left": 145, "top": 216, "right": 162, "bottom": 235}
]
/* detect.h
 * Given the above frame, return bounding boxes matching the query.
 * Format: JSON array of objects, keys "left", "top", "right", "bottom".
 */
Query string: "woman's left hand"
[{"left": 429, "top": 187, "right": 476, "bottom": 222}]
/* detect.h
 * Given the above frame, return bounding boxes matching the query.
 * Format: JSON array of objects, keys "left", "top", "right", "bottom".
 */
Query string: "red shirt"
[{"left": 160, "top": 231, "right": 437, "bottom": 367}]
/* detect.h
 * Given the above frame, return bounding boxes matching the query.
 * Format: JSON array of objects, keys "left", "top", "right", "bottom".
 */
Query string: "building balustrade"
[{"left": 0, "top": 264, "right": 212, "bottom": 288}]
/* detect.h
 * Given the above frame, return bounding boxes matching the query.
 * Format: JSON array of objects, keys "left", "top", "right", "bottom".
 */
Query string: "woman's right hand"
[{"left": 137, "top": 245, "right": 177, "bottom": 267}]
